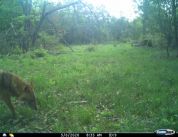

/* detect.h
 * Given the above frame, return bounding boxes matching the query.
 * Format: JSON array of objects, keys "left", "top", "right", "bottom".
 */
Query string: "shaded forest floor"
[{"left": 0, "top": 43, "right": 178, "bottom": 132}]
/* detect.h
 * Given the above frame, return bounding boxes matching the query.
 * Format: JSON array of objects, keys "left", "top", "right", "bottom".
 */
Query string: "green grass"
[{"left": 0, "top": 44, "right": 178, "bottom": 132}]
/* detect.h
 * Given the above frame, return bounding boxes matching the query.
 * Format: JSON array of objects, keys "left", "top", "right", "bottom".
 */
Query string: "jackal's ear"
[{"left": 25, "top": 85, "right": 33, "bottom": 93}]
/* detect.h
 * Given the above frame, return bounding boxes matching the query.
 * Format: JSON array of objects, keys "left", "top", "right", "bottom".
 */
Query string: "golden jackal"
[{"left": 0, "top": 70, "right": 37, "bottom": 116}]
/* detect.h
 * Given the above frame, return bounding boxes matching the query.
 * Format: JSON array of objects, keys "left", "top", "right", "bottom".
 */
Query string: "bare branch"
[
  {"left": 78, "top": 0, "right": 100, "bottom": 25},
  {"left": 10, "top": 23, "right": 17, "bottom": 36},
  {"left": 44, "top": 1, "right": 80, "bottom": 17}
]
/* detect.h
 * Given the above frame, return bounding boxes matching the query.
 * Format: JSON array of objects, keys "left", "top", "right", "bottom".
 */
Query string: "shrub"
[
  {"left": 152, "top": 33, "right": 167, "bottom": 48},
  {"left": 86, "top": 45, "right": 95, "bottom": 52},
  {"left": 36, "top": 32, "right": 59, "bottom": 49},
  {"left": 31, "top": 48, "right": 48, "bottom": 58},
  {"left": 11, "top": 46, "right": 23, "bottom": 55}
]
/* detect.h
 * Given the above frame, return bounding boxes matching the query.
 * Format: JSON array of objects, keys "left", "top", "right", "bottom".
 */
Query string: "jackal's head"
[{"left": 21, "top": 84, "right": 37, "bottom": 110}]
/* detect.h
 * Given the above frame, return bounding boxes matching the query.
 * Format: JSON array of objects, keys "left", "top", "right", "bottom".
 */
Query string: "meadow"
[{"left": 0, "top": 43, "right": 178, "bottom": 132}]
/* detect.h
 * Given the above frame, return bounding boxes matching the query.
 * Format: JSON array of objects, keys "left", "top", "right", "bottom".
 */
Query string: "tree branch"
[
  {"left": 44, "top": 1, "right": 80, "bottom": 17},
  {"left": 32, "top": 1, "right": 80, "bottom": 46}
]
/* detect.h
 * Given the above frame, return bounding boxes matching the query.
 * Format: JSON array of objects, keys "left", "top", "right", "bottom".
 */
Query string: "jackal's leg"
[{"left": 3, "top": 97, "right": 16, "bottom": 117}]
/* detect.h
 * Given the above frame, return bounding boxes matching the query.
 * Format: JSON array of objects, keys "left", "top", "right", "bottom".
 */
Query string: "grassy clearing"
[{"left": 0, "top": 44, "right": 178, "bottom": 132}]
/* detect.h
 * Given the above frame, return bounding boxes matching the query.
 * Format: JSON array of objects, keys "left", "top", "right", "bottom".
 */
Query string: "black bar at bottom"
[{"left": 0, "top": 133, "right": 178, "bottom": 137}]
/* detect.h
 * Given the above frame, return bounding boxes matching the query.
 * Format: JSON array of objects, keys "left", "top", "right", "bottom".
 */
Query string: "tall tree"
[
  {"left": 171, "top": 0, "right": 178, "bottom": 48},
  {"left": 137, "top": 0, "right": 178, "bottom": 56}
]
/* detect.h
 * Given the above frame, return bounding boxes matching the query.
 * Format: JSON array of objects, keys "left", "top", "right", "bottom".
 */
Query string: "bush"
[
  {"left": 152, "top": 33, "right": 167, "bottom": 48},
  {"left": 31, "top": 48, "right": 48, "bottom": 58},
  {"left": 112, "top": 41, "right": 118, "bottom": 47},
  {"left": 11, "top": 46, "right": 23, "bottom": 55},
  {"left": 36, "top": 32, "right": 59, "bottom": 49},
  {"left": 86, "top": 45, "right": 95, "bottom": 52},
  {"left": 140, "top": 33, "right": 167, "bottom": 48},
  {"left": 141, "top": 39, "right": 152, "bottom": 47}
]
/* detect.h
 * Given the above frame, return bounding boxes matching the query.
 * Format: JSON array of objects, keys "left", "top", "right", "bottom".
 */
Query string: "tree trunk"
[
  {"left": 172, "top": 0, "right": 178, "bottom": 49},
  {"left": 19, "top": 0, "right": 32, "bottom": 51},
  {"left": 31, "top": 1, "right": 80, "bottom": 46},
  {"left": 142, "top": 0, "right": 149, "bottom": 35}
]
